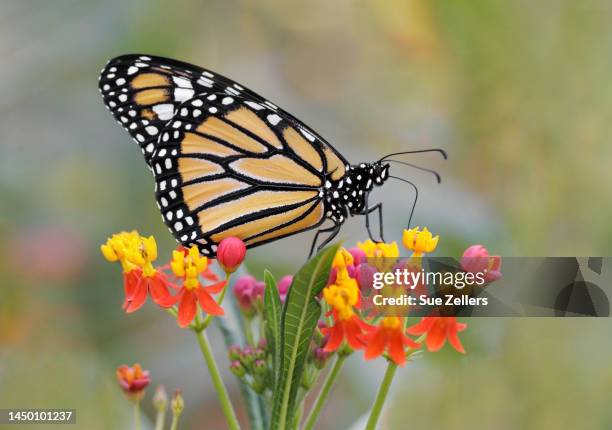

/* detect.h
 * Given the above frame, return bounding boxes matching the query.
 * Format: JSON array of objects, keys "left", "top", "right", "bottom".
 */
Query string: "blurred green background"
[{"left": 1, "top": 0, "right": 612, "bottom": 429}]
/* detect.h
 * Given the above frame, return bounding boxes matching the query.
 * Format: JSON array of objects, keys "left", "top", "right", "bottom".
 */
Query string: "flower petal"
[
  {"left": 407, "top": 317, "right": 433, "bottom": 335},
  {"left": 125, "top": 276, "right": 148, "bottom": 313},
  {"left": 447, "top": 323, "right": 466, "bottom": 353},
  {"left": 364, "top": 330, "right": 387, "bottom": 360},
  {"left": 149, "top": 274, "right": 178, "bottom": 307},
  {"left": 195, "top": 287, "right": 224, "bottom": 316},
  {"left": 323, "top": 323, "right": 344, "bottom": 352},
  {"left": 425, "top": 319, "right": 447, "bottom": 352},
  {"left": 177, "top": 290, "right": 197, "bottom": 327},
  {"left": 387, "top": 332, "right": 407, "bottom": 366},
  {"left": 345, "top": 318, "right": 366, "bottom": 350},
  {"left": 204, "top": 280, "right": 227, "bottom": 295}
]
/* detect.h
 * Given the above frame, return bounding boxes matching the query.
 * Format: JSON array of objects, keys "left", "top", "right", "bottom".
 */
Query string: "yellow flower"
[
  {"left": 323, "top": 269, "right": 360, "bottom": 321},
  {"left": 171, "top": 246, "right": 208, "bottom": 290},
  {"left": 332, "top": 248, "right": 354, "bottom": 270},
  {"left": 380, "top": 316, "right": 402, "bottom": 330},
  {"left": 402, "top": 226, "right": 439, "bottom": 257},
  {"left": 357, "top": 239, "right": 399, "bottom": 271},
  {"left": 101, "top": 231, "right": 158, "bottom": 276}
]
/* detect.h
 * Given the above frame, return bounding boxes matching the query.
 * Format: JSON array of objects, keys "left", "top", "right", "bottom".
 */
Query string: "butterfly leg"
[
  {"left": 360, "top": 192, "right": 385, "bottom": 243},
  {"left": 308, "top": 224, "right": 341, "bottom": 258},
  {"left": 364, "top": 203, "right": 385, "bottom": 243}
]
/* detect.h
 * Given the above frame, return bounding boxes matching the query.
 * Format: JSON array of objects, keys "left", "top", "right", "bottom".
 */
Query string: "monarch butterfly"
[{"left": 99, "top": 54, "right": 445, "bottom": 257}]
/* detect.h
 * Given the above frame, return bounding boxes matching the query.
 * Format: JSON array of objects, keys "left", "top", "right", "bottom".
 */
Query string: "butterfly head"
[{"left": 373, "top": 162, "right": 390, "bottom": 186}]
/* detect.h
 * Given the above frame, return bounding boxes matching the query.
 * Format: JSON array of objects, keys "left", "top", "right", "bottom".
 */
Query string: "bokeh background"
[{"left": 2, "top": 0, "right": 612, "bottom": 429}]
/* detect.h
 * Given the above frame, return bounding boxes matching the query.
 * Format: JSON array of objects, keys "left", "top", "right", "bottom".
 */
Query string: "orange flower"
[
  {"left": 122, "top": 268, "right": 174, "bottom": 313},
  {"left": 322, "top": 267, "right": 372, "bottom": 351},
  {"left": 101, "top": 232, "right": 174, "bottom": 313},
  {"left": 407, "top": 317, "right": 467, "bottom": 353},
  {"left": 171, "top": 246, "right": 225, "bottom": 327},
  {"left": 322, "top": 310, "right": 372, "bottom": 352},
  {"left": 364, "top": 317, "right": 420, "bottom": 366},
  {"left": 116, "top": 363, "right": 150, "bottom": 401}
]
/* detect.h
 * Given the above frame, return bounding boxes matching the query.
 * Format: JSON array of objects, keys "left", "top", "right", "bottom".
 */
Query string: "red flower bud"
[
  {"left": 217, "top": 237, "right": 247, "bottom": 273},
  {"left": 116, "top": 363, "right": 150, "bottom": 401}
]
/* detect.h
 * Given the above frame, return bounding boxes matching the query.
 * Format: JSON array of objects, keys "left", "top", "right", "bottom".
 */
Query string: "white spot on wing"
[
  {"left": 267, "top": 114, "right": 281, "bottom": 126},
  {"left": 245, "top": 101, "right": 263, "bottom": 110},
  {"left": 197, "top": 77, "right": 214, "bottom": 87},
  {"left": 300, "top": 128, "right": 316, "bottom": 142},
  {"left": 174, "top": 88, "right": 194, "bottom": 102},
  {"left": 153, "top": 104, "right": 174, "bottom": 120},
  {"left": 173, "top": 77, "right": 192, "bottom": 88}
]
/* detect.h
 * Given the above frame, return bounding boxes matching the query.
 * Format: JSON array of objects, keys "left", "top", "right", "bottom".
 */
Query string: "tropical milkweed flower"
[
  {"left": 402, "top": 226, "right": 439, "bottom": 257},
  {"left": 322, "top": 266, "right": 371, "bottom": 352},
  {"left": 116, "top": 363, "right": 150, "bottom": 401},
  {"left": 216, "top": 237, "right": 247, "bottom": 273},
  {"left": 357, "top": 239, "right": 399, "bottom": 272},
  {"left": 364, "top": 317, "right": 420, "bottom": 366},
  {"left": 407, "top": 316, "right": 467, "bottom": 353},
  {"left": 277, "top": 275, "right": 293, "bottom": 303},
  {"left": 171, "top": 246, "right": 225, "bottom": 327},
  {"left": 101, "top": 231, "right": 174, "bottom": 312},
  {"left": 233, "top": 275, "right": 265, "bottom": 315},
  {"left": 461, "top": 244, "right": 502, "bottom": 283}
]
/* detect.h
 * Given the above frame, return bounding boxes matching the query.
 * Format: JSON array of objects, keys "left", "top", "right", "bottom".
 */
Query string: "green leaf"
[
  {"left": 270, "top": 243, "right": 342, "bottom": 430},
  {"left": 263, "top": 269, "right": 282, "bottom": 393}
]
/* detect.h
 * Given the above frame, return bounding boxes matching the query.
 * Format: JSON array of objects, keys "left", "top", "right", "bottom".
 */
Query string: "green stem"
[
  {"left": 169, "top": 414, "right": 179, "bottom": 430},
  {"left": 293, "top": 399, "right": 304, "bottom": 430},
  {"left": 154, "top": 409, "right": 166, "bottom": 430},
  {"left": 302, "top": 354, "right": 347, "bottom": 430},
  {"left": 134, "top": 401, "right": 142, "bottom": 430},
  {"left": 364, "top": 362, "right": 398, "bottom": 430},
  {"left": 194, "top": 314, "right": 241, "bottom": 430},
  {"left": 243, "top": 316, "right": 255, "bottom": 346}
]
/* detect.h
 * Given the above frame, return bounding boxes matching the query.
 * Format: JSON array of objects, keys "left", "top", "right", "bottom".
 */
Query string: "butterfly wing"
[
  {"left": 100, "top": 55, "right": 350, "bottom": 254},
  {"left": 99, "top": 54, "right": 252, "bottom": 164},
  {"left": 99, "top": 54, "right": 349, "bottom": 173},
  {"left": 150, "top": 92, "right": 356, "bottom": 255}
]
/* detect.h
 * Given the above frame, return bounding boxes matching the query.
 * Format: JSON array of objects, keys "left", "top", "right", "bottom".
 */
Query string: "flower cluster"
[
  {"left": 316, "top": 227, "right": 499, "bottom": 365},
  {"left": 228, "top": 341, "right": 270, "bottom": 394},
  {"left": 104, "top": 225, "right": 501, "bottom": 430},
  {"left": 102, "top": 232, "right": 246, "bottom": 327}
]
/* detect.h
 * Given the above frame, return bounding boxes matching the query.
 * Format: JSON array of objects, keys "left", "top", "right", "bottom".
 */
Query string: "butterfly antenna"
[
  {"left": 386, "top": 159, "right": 442, "bottom": 183},
  {"left": 379, "top": 148, "right": 447, "bottom": 162},
  {"left": 389, "top": 175, "right": 419, "bottom": 229}
]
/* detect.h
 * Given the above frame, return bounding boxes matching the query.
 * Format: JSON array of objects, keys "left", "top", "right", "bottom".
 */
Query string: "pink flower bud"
[
  {"left": 356, "top": 263, "right": 378, "bottom": 292},
  {"left": 234, "top": 275, "right": 257, "bottom": 309},
  {"left": 230, "top": 360, "right": 246, "bottom": 378},
  {"left": 217, "top": 237, "right": 247, "bottom": 273},
  {"left": 348, "top": 247, "right": 367, "bottom": 266},
  {"left": 460, "top": 244, "right": 502, "bottom": 283},
  {"left": 313, "top": 347, "right": 331, "bottom": 369},
  {"left": 233, "top": 276, "right": 264, "bottom": 314},
  {"left": 277, "top": 275, "right": 293, "bottom": 303}
]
